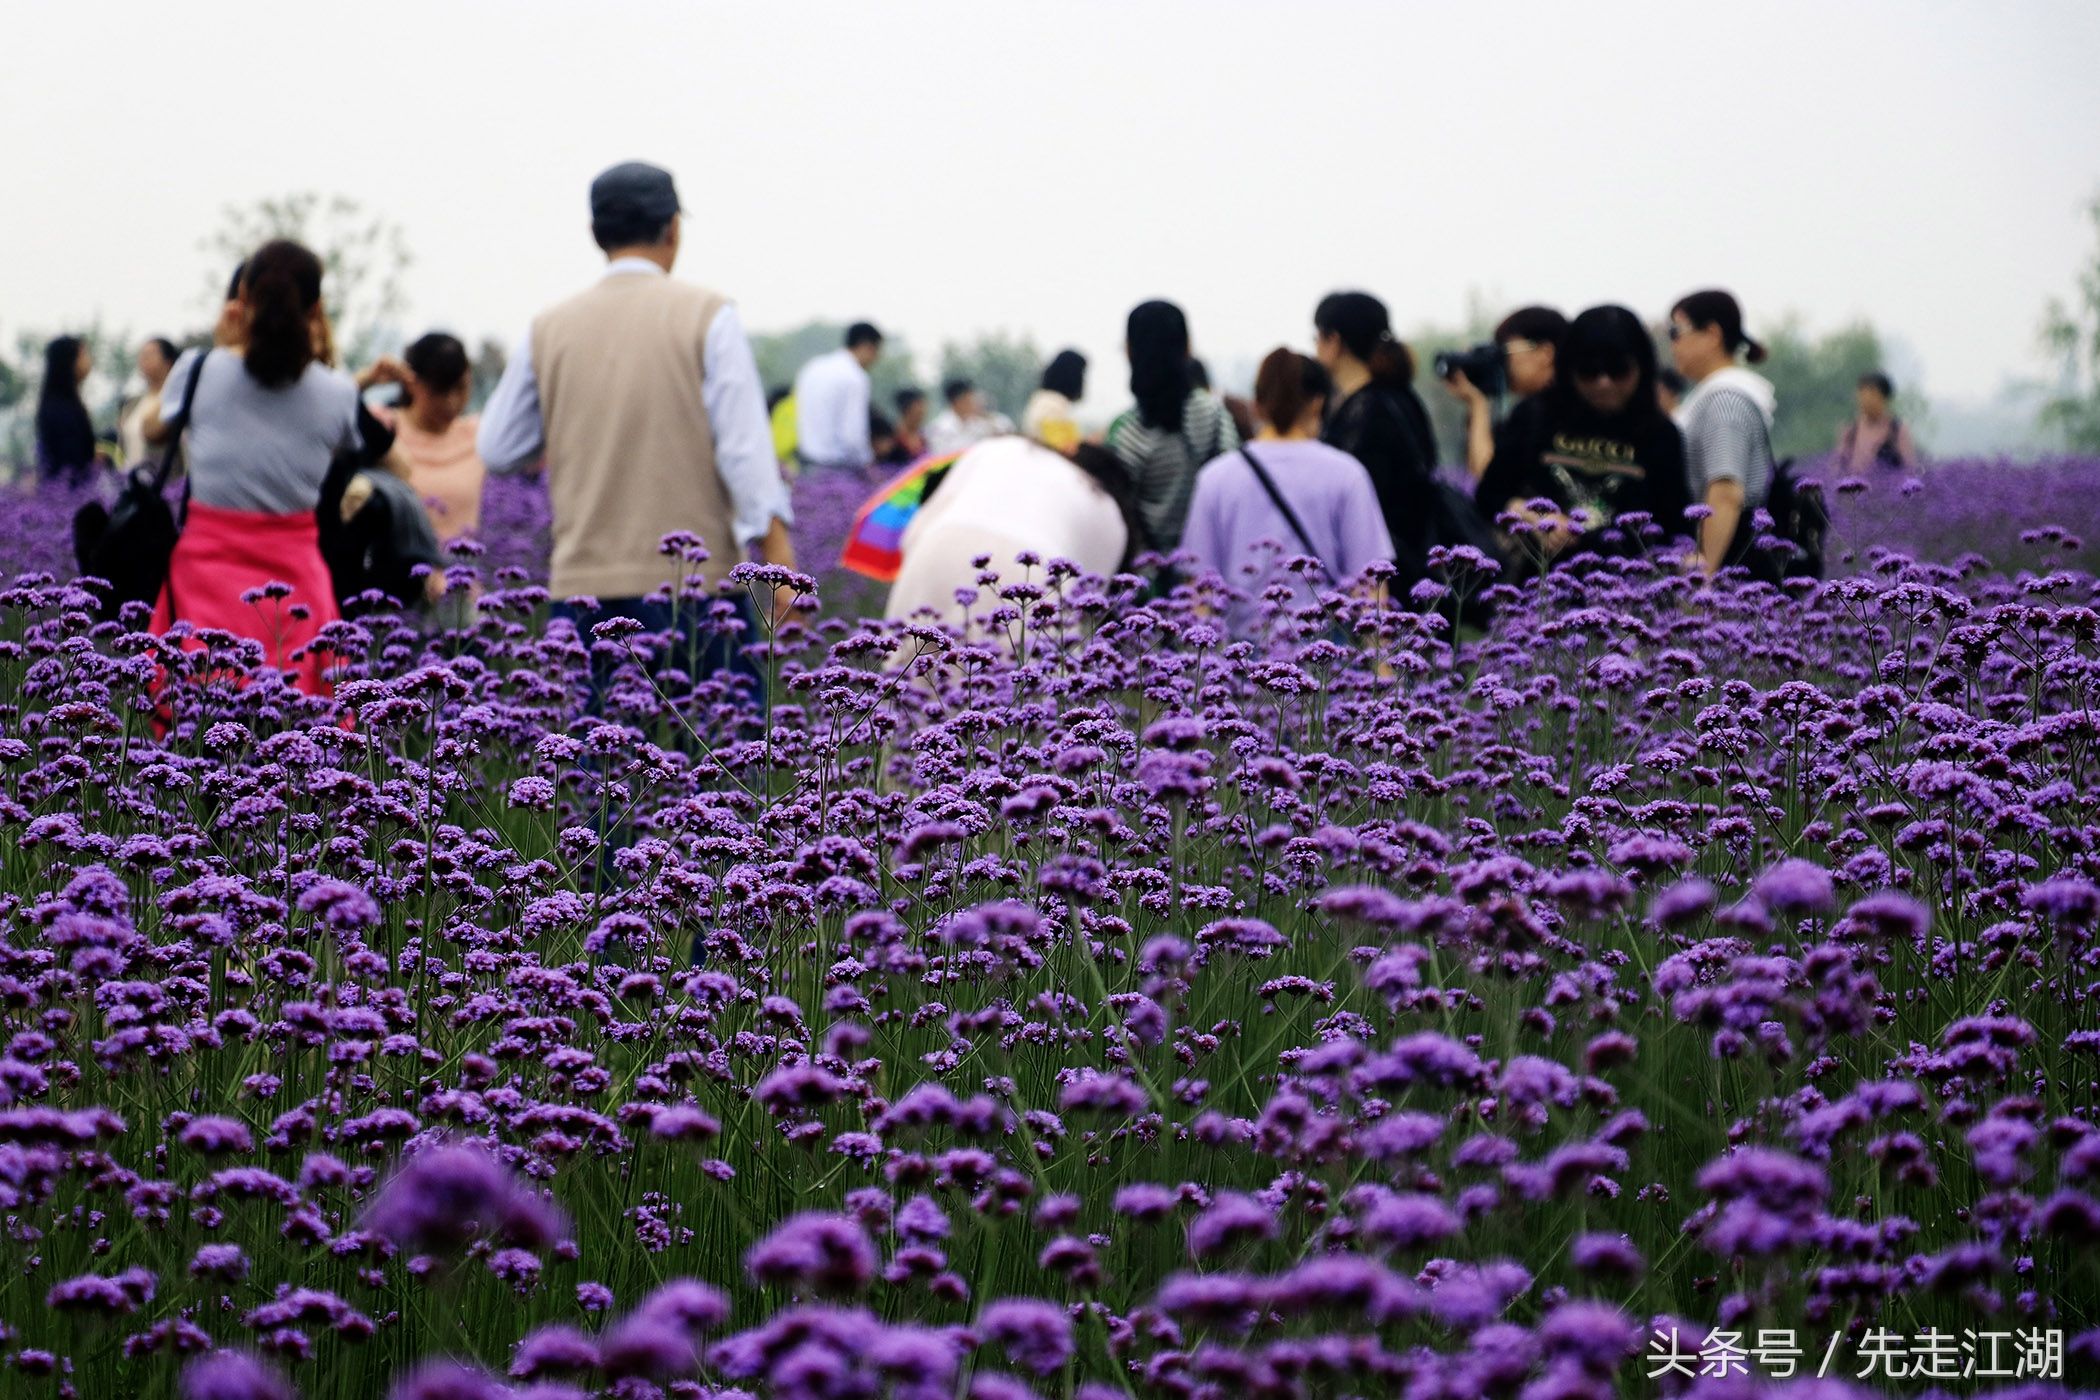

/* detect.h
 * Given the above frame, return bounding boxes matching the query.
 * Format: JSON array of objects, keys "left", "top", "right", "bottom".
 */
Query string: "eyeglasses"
[
  {"left": 1502, "top": 338, "right": 1541, "bottom": 356},
  {"left": 1667, "top": 323, "right": 1692, "bottom": 341}
]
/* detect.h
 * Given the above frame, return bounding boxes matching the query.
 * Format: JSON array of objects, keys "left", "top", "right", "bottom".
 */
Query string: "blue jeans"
[
  {"left": 551, "top": 594, "right": 764, "bottom": 965},
  {"left": 551, "top": 594, "right": 764, "bottom": 705}
]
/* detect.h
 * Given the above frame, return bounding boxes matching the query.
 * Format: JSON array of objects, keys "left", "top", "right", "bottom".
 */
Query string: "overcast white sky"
[{"left": 3, "top": 0, "right": 2097, "bottom": 406}]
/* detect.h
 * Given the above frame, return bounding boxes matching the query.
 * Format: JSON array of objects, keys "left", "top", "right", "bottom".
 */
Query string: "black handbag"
[{"left": 73, "top": 351, "right": 207, "bottom": 618}]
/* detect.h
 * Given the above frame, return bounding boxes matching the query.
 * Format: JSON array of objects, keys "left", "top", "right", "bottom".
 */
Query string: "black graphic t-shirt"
[{"left": 1476, "top": 394, "right": 1691, "bottom": 555}]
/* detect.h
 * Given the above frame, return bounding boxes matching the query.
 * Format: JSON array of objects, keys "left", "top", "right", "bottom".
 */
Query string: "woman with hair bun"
[
  {"left": 1312, "top": 290, "right": 1439, "bottom": 584},
  {"left": 143, "top": 239, "right": 378, "bottom": 694},
  {"left": 1181, "top": 347, "right": 1393, "bottom": 638},
  {"left": 1668, "top": 287, "right": 1777, "bottom": 576}
]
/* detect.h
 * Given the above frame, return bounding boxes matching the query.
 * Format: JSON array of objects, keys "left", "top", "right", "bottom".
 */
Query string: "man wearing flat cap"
[{"left": 479, "top": 160, "right": 797, "bottom": 661}]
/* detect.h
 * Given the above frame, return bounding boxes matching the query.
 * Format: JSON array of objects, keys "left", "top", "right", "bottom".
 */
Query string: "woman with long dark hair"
[
  {"left": 1475, "top": 304, "right": 1690, "bottom": 574},
  {"left": 143, "top": 239, "right": 375, "bottom": 695},
  {"left": 1313, "top": 291, "right": 1439, "bottom": 579},
  {"left": 1105, "top": 301, "right": 1239, "bottom": 552},
  {"left": 1181, "top": 347, "right": 1394, "bottom": 637},
  {"left": 35, "top": 336, "right": 101, "bottom": 487}
]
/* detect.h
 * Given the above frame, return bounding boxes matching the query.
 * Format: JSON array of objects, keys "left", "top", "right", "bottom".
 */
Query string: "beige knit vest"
[{"left": 530, "top": 274, "right": 734, "bottom": 600}]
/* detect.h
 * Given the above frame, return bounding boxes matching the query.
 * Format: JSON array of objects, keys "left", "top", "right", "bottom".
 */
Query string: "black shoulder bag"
[
  {"left": 318, "top": 401, "right": 401, "bottom": 605},
  {"left": 1727, "top": 399, "right": 1826, "bottom": 583},
  {"left": 73, "top": 350, "right": 208, "bottom": 618}
]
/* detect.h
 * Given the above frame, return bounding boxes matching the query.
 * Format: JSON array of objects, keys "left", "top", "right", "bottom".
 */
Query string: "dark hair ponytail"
[
  {"left": 1368, "top": 337, "right": 1416, "bottom": 385},
  {"left": 1314, "top": 290, "right": 1416, "bottom": 389},
  {"left": 1126, "top": 299, "right": 1192, "bottom": 431},
  {"left": 242, "top": 240, "right": 325, "bottom": 389},
  {"left": 1671, "top": 288, "right": 1766, "bottom": 364},
  {"left": 1252, "top": 347, "right": 1332, "bottom": 431}
]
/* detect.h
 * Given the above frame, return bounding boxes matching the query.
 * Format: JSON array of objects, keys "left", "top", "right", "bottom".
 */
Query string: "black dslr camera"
[{"left": 1434, "top": 343, "right": 1506, "bottom": 397}]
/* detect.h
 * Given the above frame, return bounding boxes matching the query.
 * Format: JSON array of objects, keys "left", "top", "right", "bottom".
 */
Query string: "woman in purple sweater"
[{"left": 1181, "top": 348, "right": 1395, "bottom": 638}]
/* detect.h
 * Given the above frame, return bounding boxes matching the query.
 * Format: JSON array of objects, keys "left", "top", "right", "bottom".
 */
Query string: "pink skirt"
[{"left": 151, "top": 500, "right": 340, "bottom": 697}]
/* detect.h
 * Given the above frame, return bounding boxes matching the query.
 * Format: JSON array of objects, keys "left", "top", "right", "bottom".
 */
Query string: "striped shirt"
[
  {"left": 1682, "top": 385, "right": 1773, "bottom": 510},
  {"left": 1107, "top": 389, "right": 1241, "bottom": 551}
]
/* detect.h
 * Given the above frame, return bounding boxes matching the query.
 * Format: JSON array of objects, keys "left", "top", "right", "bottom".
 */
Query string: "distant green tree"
[
  {"left": 470, "top": 337, "right": 509, "bottom": 414},
  {"left": 1642, "top": 314, "right": 1895, "bottom": 462},
  {"left": 0, "top": 346, "right": 24, "bottom": 414},
  {"left": 2041, "top": 190, "right": 2100, "bottom": 452},
  {"left": 1754, "top": 317, "right": 1886, "bottom": 461},
  {"left": 938, "top": 331, "right": 1041, "bottom": 422},
  {"left": 203, "top": 193, "right": 412, "bottom": 369},
  {"left": 0, "top": 337, "right": 26, "bottom": 472},
  {"left": 750, "top": 321, "right": 920, "bottom": 416}
]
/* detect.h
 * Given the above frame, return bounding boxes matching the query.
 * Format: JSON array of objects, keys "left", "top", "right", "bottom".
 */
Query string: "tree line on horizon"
[{"left": 6, "top": 192, "right": 2100, "bottom": 471}]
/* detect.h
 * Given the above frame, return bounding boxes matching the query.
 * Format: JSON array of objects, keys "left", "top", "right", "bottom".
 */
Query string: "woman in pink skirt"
[{"left": 146, "top": 240, "right": 372, "bottom": 696}]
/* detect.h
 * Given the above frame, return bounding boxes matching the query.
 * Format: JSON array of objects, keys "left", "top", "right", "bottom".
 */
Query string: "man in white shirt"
[
  {"left": 792, "top": 322, "right": 884, "bottom": 471},
  {"left": 924, "top": 377, "right": 1015, "bottom": 457}
]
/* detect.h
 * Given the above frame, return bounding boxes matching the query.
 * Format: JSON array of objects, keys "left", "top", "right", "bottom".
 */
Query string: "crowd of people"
[{"left": 23, "top": 158, "right": 1929, "bottom": 699}]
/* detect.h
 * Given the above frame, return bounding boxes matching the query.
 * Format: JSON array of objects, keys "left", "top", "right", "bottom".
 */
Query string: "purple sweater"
[{"left": 1180, "top": 438, "right": 1395, "bottom": 636}]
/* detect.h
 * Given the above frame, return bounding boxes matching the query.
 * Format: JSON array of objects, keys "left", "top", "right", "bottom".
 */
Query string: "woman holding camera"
[
  {"left": 1313, "top": 290, "right": 1439, "bottom": 583},
  {"left": 1475, "top": 304, "right": 1689, "bottom": 574},
  {"left": 1441, "top": 305, "right": 1567, "bottom": 480}
]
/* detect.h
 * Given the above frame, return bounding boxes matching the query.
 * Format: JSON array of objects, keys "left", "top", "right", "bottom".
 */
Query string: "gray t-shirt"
[
  {"left": 166, "top": 347, "right": 365, "bottom": 514},
  {"left": 1682, "top": 386, "right": 1773, "bottom": 510}
]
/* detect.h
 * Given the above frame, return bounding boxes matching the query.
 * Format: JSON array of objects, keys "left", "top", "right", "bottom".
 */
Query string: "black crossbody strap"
[
  {"left": 1238, "top": 445, "right": 1320, "bottom": 560},
  {"left": 151, "top": 349, "right": 210, "bottom": 493},
  {"left": 159, "top": 349, "right": 210, "bottom": 618}
]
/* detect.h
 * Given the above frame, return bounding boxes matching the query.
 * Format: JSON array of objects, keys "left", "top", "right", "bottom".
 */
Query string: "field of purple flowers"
[{"left": 0, "top": 455, "right": 2097, "bottom": 1399}]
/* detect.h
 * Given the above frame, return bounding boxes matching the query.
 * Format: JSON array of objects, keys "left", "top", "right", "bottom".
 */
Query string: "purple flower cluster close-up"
[{"left": 0, "top": 460, "right": 2095, "bottom": 1397}]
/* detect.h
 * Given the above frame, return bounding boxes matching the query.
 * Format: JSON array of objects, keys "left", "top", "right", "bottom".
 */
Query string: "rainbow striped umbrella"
[{"left": 838, "top": 451, "right": 965, "bottom": 582}]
